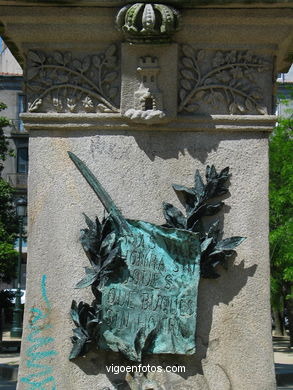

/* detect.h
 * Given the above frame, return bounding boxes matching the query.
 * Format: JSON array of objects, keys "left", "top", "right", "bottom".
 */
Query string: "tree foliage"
[
  {"left": 270, "top": 118, "right": 293, "bottom": 284},
  {"left": 0, "top": 102, "right": 13, "bottom": 173},
  {"left": 269, "top": 99, "right": 293, "bottom": 343},
  {"left": 0, "top": 102, "right": 17, "bottom": 282}
]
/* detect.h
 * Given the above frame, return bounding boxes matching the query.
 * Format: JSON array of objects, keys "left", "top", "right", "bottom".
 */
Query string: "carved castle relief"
[{"left": 124, "top": 56, "right": 166, "bottom": 124}]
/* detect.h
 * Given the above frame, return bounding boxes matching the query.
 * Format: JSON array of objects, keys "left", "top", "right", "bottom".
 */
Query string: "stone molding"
[{"left": 21, "top": 112, "right": 276, "bottom": 132}]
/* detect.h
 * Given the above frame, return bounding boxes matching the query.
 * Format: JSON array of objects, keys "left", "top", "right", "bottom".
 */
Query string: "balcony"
[{"left": 6, "top": 173, "right": 28, "bottom": 189}]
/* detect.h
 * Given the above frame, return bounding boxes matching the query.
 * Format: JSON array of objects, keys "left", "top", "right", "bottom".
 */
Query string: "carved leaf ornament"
[
  {"left": 179, "top": 46, "right": 271, "bottom": 115},
  {"left": 67, "top": 153, "right": 245, "bottom": 362},
  {"left": 26, "top": 43, "right": 270, "bottom": 116},
  {"left": 26, "top": 45, "right": 119, "bottom": 113}
]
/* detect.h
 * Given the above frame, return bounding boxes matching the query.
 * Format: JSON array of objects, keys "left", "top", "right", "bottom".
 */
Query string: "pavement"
[
  {"left": 274, "top": 336, "right": 293, "bottom": 390},
  {"left": 0, "top": 333, "right": 292, "bottom": 389},
  {"left": 0, "top": 331, "right": 20, "bottom": 390}
]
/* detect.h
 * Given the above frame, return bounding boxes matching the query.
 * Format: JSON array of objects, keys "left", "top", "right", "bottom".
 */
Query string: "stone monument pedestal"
[{"left": 1, "top": 1, "right": 293, "bottom": 389}]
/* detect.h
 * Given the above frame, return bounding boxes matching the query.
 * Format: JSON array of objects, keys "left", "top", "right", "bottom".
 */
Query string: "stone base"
[{"left": 16, "top": 128, "right": 275, "bottom": 390}]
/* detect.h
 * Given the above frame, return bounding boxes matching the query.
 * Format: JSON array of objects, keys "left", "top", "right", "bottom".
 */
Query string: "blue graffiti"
[{"left": 20, "top": 275, "right": 57, "bottom": 389}]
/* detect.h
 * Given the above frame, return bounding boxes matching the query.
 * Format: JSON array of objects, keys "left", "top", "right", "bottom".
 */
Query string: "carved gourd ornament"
[{"left": 116, "top": 3, "right": 181, "bottom": 43}]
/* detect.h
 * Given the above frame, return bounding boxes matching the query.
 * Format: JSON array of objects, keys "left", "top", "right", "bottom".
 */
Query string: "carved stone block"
[
  {"left": 121, "top": 43, "right": 178, "bottom": 123},
  {"left": 178, "top": 46, "right": 273, "bottom": 115},
  {"left": 26, "top": 45, "right": 120, "bottom": 114}
]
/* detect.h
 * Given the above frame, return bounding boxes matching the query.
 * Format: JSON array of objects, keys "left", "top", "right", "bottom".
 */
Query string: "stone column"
[{"left": 1, "top": 2, "right": 293, "bottom": 389}]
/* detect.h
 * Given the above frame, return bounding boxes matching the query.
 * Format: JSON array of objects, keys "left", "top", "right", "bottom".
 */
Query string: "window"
[
  {"left": 277, "top": 73, "right": 285, "bottom": 83},
  {"left": 144, "top": 97, "right": 153, "bottom": 110},
  {"left": 17, "top": 94, "right": 25, "bottom": 132},
  {"left": 0, "top": 37, "right": 7, "bottom": 53},
  {"left": 17, "top": 147, "right": 28, "bottom": 173}
]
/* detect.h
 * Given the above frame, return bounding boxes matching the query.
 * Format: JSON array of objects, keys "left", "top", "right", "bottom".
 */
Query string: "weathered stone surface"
[
  {"left": 1, "top": 6, "right": 293, "bottom": 71},
  {"left": 26, "top": 45, "right": 120, "bottom": 114},
  {"left": 121, "top": 43, "right": 178, "bottom": 123},
  {"left": 16, "top": 129, "right": 275, "bottom": 389},
  {"left": 178, "top": 47, "right": 272, "bottom": 115}
]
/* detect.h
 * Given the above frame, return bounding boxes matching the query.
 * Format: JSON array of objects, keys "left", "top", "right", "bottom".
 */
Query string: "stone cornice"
[
  {"left": 1, "top": 0, "right": 293, "bottom": 6},
  {"left": 1, "top": 6, "right": 293, "bottom": 72},
  {"left": 21, "top": 113, "right": 276, "bottom": 132}
]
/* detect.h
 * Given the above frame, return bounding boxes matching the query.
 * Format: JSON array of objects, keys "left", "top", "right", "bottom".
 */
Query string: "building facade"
[
  {"left": 0, "top": 37, "right": 27, "bottom": 290},
  {"left": 277, "top": 64, "right": 293, "bottom": 117}
]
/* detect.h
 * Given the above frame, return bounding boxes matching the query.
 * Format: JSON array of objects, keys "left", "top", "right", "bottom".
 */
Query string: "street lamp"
[{"left": 10, "top": 197, "right": 27, "bottom": 338}]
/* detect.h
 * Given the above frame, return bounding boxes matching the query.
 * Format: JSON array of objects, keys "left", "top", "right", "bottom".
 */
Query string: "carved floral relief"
[
  {"left": 26, "top": 45, "right": 120, "bottom": 114},
  {"left": 25, "top": 41, "right": 272, "bottom": 118},
  {"left": 178, "top": 46, "right": 272, "bottom": 115}
]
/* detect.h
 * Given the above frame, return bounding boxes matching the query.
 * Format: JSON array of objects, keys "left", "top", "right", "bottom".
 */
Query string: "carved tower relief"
[
  {"left": 125, "top": 56, "right": 165, "bottom": 123},
  {"left": 118, "top": 3, "right": 180, "bottom": 124}
]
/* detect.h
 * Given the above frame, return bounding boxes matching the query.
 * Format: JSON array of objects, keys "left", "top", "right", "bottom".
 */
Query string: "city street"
[{"left": 0, "top": 336, "right": 292, "bottom": 390}]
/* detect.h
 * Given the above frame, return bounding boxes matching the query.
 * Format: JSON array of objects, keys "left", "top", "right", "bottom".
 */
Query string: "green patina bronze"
[
  {"left": 100, "top": 221, "right": 200, "bottom": 360},
  {"left": 68, "top": 152, "right": 245, "bottom": 362},
  {"left": 68, "top": 152, "right": 200, "bottom": 361}
]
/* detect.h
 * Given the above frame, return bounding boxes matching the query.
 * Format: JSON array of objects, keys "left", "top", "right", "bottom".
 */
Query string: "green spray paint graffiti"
[{"left": 20, "top": 275, "right": 57, "bottom": 389}]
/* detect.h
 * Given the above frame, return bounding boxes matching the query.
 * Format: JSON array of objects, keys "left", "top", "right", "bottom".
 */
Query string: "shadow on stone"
[
  {"left": 132, "top": 130, "right": 267, "bottom": 164},
  {"left": 29, "top": 129, "right": 268, "bottom": 166},
  {"left": 132, "top": 130, "right": 221, "bottom": 163},
  {"left": 195, "top": 260, "right": 258, "bottom": 365}
]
